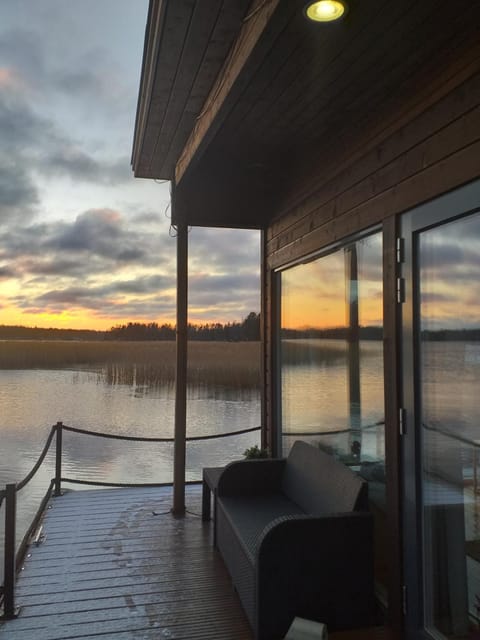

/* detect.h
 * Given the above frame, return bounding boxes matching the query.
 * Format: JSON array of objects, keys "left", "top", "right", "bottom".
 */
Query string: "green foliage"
[{"left": 243, "top": 445, "right": 269, "bottom": 459}]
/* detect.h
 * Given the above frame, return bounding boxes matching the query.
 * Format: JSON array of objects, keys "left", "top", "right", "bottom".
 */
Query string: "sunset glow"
[
  {"left": 281, "top": 235, "right": 383, "bottom": 331},
  {"left": 0, "top": 2, "right": 260, "bottom": 331}
]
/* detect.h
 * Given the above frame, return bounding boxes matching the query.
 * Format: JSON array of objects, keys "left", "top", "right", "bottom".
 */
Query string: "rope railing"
[
  {"left": 61, "top": 423, "right": 260, "bottom": 442},
  {"left": 16, "top": 426, "right": 57, "bottom": 492},
  {"left": 1, "top": 419, "right": 261, "bottom": 620}
]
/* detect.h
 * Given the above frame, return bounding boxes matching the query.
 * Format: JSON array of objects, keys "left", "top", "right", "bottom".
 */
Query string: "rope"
[
  {"left": 61, "top": 423, "right": 260, "bottom": 442},
  {"left": 16, "top": 426, "right": 57, "bottom": 492},
  {"left": 187, "top": 425, "right": 260, "bottom": 441},
  {"left": 61, "top": 478, "right": 201, "bottom": 489}
]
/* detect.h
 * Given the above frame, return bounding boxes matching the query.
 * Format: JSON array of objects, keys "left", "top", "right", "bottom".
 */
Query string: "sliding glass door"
[{"left": 402, "top": 181, "right": 480, "bottom": 638}]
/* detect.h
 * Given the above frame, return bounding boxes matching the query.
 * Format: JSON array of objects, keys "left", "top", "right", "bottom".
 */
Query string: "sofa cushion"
[
  {"left": 218, "top": 494, "right": 304, "bottom": 561},
  {"left": 282, "top": 440, "right": 367, "bottom": 514}
]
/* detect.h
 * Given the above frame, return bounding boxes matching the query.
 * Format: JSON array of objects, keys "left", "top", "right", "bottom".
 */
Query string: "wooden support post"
[
  {"left": 173, "top": 223, "right": 188, "bottom": 516},
  {"left": 346, "top": 245, "right": 361, "bottom": 459},
  {"left": 2, "top": 484, "right": 18, "bottom": 619},
  {"left": 54, "top": 422, "right": 63, "bottom": 497}
]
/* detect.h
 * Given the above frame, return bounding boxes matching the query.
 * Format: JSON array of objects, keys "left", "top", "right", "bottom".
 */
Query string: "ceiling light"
[{"left": 304, "top": 1, "right": 347, "bottom": 22}]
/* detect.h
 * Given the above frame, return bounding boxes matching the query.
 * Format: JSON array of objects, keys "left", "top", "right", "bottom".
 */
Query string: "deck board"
[
  {"left": 1, "top": 484, "right": 390, "bottom": 639},
  {"left": 0, "top": 485, "right": 253, "bottom": 639}
]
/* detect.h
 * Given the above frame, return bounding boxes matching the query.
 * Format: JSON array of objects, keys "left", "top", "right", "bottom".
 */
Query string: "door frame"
[{"left": 400, "top": 179, "right": 480, "bottom": 638}]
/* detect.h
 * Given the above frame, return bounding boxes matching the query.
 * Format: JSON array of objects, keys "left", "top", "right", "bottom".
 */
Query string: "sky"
[
  {"left": 0, "top": 0, "right": 260, "bottom": 331},
  {"left": 282, "top": 233, "right": 383, "bottom": 330}
]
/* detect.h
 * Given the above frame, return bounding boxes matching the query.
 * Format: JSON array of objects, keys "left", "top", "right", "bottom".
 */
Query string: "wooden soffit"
[
  {"left": 133, "top": 0, "right": 480, "bottom": 228},
  {"left": 131, "top": 0, "right": 255, "bottom": 180}
]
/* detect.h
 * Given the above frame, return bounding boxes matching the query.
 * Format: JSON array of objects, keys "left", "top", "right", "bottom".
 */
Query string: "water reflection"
[{"left": 0, "top": 368, "right": 261, "bottom": 583}]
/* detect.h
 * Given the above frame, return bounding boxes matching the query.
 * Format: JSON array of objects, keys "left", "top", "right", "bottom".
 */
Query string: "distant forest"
[
  {"left": 105, "top": 312, "right": 261, "bottom": 342},
  {"left": 0, "top": 325, "right": 102, "bottom": 340},
  {"left": 0, "top": 312, "right": 261, "bottom": 342},
  {"left": 1, "top": 319, "right": 480, "bottom": 342}
]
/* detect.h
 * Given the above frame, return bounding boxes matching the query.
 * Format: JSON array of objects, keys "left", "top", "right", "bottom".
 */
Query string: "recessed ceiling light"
[{"left": 304, "top": 1, "right": 347, "bottom": 22}]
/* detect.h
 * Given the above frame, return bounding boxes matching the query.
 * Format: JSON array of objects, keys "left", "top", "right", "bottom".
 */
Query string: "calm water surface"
[
  {"left": 0, "top": 368, "right": 261, "bottom": 580},
  {"left": 2, "top": 340, "right": 478, "bottom": 584}
]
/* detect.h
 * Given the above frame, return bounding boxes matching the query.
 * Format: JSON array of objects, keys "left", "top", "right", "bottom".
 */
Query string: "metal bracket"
[
  {"left": 0, "top": 605, "right": 21, "bottom": 620},
  {"left": 396, "top": 237, "right": 405, "bottom": 264},
  {"left": 399, "top": 408, "right": 406, "bottom": 436},
  {"left": 396, "top": 277, "right": 405, "bottom": 303},
  {"left": 32, "top": 525, "right": 45, "bottom": 546}
]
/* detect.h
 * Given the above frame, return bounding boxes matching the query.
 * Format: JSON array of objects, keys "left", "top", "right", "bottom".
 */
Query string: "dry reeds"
[{"left": 0, "top": 340, "right": 261, "bottom": 389}]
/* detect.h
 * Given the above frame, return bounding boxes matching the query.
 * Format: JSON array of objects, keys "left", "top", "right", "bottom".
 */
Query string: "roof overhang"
[{"left": 132, "top": 0, "right": 480, "bottom": 229}]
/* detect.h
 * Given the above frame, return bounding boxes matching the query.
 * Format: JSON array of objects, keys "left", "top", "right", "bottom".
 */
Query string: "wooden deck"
[
  {"left": 0, "top": 485, "right": 252, "bottom": 639},
  {"left": 0, "top": 484, "right": 392, "bottom": 639}
]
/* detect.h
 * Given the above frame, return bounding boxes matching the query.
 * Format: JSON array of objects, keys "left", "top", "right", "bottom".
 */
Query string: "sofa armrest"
[
  {"left": 217, "top": 458, "right": 286, "bottom": 496},
  {"left": 256, "top": 511, "right": 375, "bottom": 636}
]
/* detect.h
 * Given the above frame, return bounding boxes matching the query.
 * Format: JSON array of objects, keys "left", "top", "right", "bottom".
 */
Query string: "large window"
[
  {"left": 279, "top": 230, "right": 385, "bottom": 484},
  {"left": 418, "top": 211, "right": 480, "bottom": 638}
]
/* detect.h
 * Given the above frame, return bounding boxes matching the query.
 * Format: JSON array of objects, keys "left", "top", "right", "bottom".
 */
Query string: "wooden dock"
[
  {"left": 0, "top": 485, "right": 252, "bottom": 639},
  {"left": 0, "top": 483, "right": 392, "bottom": 639}
]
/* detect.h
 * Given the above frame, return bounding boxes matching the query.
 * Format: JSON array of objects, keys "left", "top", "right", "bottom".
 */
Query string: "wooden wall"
[
  {"left": 263, "top": 42, "right": 480, "bottom": 444},
  {"left": 262, "top": 45, "right": 480, "bottom": 633}
]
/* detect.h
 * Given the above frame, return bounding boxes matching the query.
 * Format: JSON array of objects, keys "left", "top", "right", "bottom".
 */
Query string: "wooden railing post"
[
  {"left": 2, "top": 483, "right": 18, "bottom": 619},
  {"left": 54, "top": 422, "right": 63, "bottom": 497}
]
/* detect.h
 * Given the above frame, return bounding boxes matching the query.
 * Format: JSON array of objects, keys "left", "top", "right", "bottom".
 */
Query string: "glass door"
[{"left": 402, "top": 181, "right": 480, "bottom": 639}]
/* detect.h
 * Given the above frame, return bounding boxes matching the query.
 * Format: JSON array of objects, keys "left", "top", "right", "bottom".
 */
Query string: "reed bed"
[{"left": 0, "top": 340, "right": 261, "bottom": 389}]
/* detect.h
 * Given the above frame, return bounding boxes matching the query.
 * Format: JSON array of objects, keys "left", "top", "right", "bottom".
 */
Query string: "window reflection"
[
  {"left": 419, "top": 211, "right": 480, "bottom": 638},
  {"left": 279, "top": 231, "right": 387, "bottom": 593},
  {"left": 280, "top": 232, "right": 384, "bottom": 473}
]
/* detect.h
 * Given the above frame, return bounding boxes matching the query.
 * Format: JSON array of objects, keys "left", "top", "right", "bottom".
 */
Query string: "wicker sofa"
[{"left": 216, "top": 440, "right": 375, "bottom": 640}]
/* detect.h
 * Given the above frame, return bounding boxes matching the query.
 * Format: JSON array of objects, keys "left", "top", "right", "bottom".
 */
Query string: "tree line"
[{"left": 105, "top": 312, "right": 261, "bottom": 341}]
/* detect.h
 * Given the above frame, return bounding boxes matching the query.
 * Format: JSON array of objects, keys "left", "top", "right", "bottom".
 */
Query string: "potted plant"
[{"left": 243, "top": 445, "right": 269, "bottom": 459}]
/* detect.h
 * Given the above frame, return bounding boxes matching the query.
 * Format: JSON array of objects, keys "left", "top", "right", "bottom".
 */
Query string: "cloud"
[
  {"left": 0, "top": 66, "right": 24, "bottom": 91},
  {"left": 39, "top": 148, "right": 132, "bottom": 184},
  {"left": 0, "top": 92, "right": 132, "bottom": 194},
  {"left": 0, "top": 209, "right": 260, "bottom": 323},
  {"left": 0, "top": 160, "right": 39, "bottom": 224},
  {"left": 0, "top": 265, "right": 15, "bottom": 279},
  {"left": 46, "top": 209, "right": 151, "bottom": 263},
  {"left": 0, "top": 208, "right": 172, "bottom": 278},
  {"left": 0, "top": 95, "right": 54, "bottom": 154},
  {"left": 190, "top": 273, "right": 259, "bottom": 296},
  {"left": 21, "top": 284, "right": 176, "bottom": 320},
  {"left": 189, "top": 228, "right": 260, "bottom": 273},
  {"left": 0, "top": 6, "right": 261, "bottom": 327}
]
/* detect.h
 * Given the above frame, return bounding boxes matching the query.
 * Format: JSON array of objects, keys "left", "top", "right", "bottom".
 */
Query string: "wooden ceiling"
[
  {"left": 132, "top": 0, "right": 253, "bottom": 180},
  {"left": 132, "top": 0, "right": 480, "bottom": 228}
]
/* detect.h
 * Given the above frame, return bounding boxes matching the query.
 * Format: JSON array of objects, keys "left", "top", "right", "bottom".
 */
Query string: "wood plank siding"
[
  {"left": 263, "top": 54, "right": 480, "bottom": 442},
  {"left": 266, "top": 59, "right": 480, "bottom": 268},
  {"left": 0, "top": 486, "right": 252, "bottom": 640}
]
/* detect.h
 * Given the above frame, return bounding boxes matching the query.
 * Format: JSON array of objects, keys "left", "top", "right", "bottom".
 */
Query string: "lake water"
[
  {"left": 0, "top": 367, "right": 261, "bottom": 582},
  {"left": 2, "top": 339, "right": 479, "bottom": 586}
]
